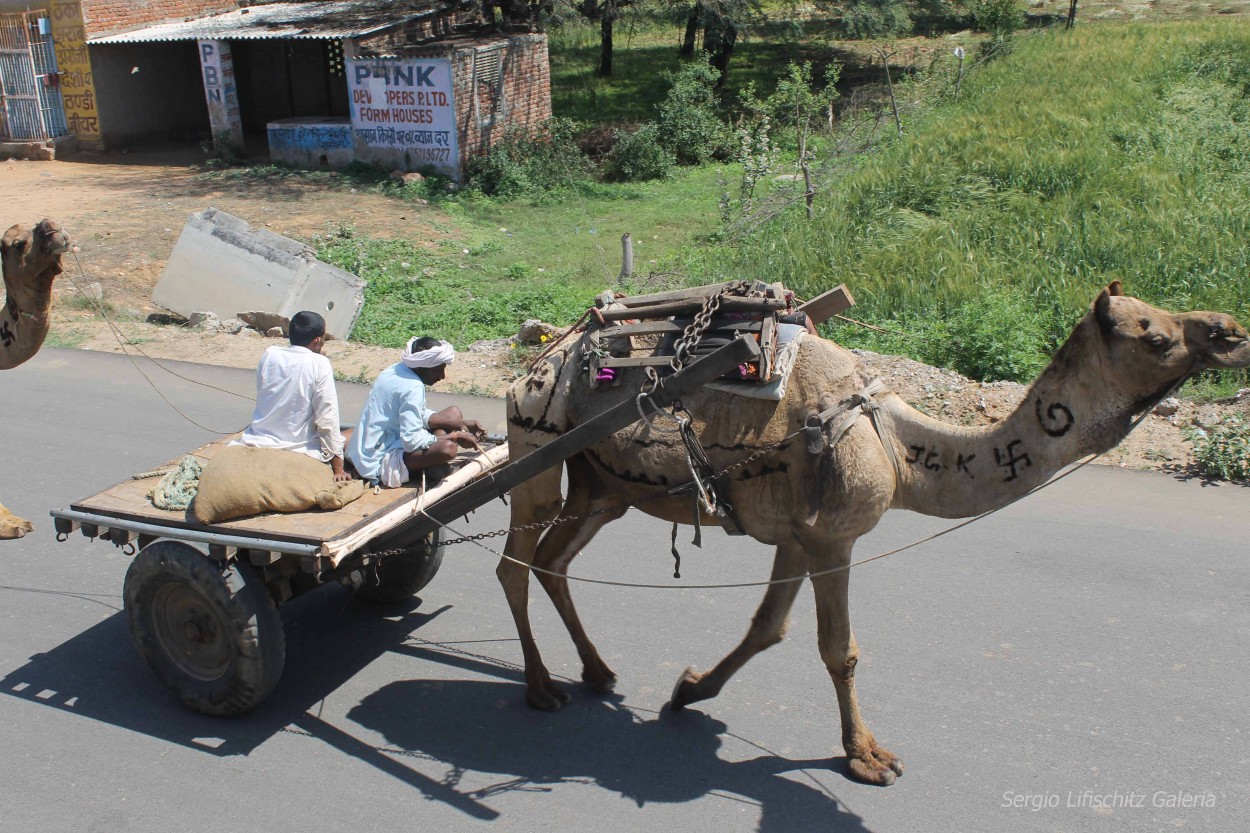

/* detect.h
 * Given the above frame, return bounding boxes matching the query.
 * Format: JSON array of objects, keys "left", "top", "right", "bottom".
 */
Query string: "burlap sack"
[{"left": 192, "top": 445, "right": 365, "bottom": 524}]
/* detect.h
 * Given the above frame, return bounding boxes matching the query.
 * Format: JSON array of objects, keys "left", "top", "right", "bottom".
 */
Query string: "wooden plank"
[
  {"left": 597, "top": 321, "right": 684, "bottom": 338},
  {"left": 70, "top": 465, "right": 431, "bottom": 546},
  {"left": 600, "top": 355, "right": 675, "bottom": 368},
  {"left": 62, "top": 437, "right": 509, "bottom": 567},
  {"left": 301, "top": 555, "right": 331, "bottom": 574},
  {"left": 248, "top": 550, "right": 281, "bottom": 566},
  {"left": 611, "top": 281, "right": 737, "bottom": 308},
  {"left": 798, "top": 284, "right": 855, "bottom": 324},
  {"left": 759, "top": 313, "right": 776, "bottom": 380},
  {"left": 596, "top": 319, "right": 763, "bottom": 339},
  {"left": 319, "top": 444, "right": 510, "bottom": 562},
  {"left": 416, "top": 335, "right": 761, "bottom": 530},
  {"left": 107, "top": 528, "right": 134, "bottom": 547},
  {"left": 598, "top": 296, "right": 786, "bottom": 322}
]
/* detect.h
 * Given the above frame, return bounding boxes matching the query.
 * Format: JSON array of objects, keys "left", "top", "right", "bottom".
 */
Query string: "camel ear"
[
  {"left": 1094, "top": 285, "right": 1117, "bottom": 333},
  {"left": 1106, "top": 280, "right": 1124, "bottom": 297}
]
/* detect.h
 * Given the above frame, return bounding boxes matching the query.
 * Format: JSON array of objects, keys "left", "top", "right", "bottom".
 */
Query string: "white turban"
[{"left": 401, "top": 338, "right": 456, "bottom": 369}]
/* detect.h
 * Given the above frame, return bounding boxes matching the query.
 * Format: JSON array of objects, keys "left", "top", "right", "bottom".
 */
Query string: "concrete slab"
[{"left": 152, "top": 208, "right": 364, "bottom": 339}]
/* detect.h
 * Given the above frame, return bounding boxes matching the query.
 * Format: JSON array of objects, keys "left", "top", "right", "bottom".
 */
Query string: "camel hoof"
[
  {"left": 669, "top": 667, "right": 704, "bottom": 711},
  {"left": 0, "top": 518, "right": 33, "bottom": 540},
  {"left": 526, "top": 680, "right": 571, "bottom": 711},
  {"left": 582, "top": 666, "right": 617, "bottom": 694},
  {"left": 846, "top": 748, "right": 904, "bottom": 786}
]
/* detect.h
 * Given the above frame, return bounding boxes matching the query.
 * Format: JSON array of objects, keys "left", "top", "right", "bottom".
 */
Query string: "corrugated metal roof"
[{"left": 88, "top": 1, "right": 435, "bottom": 45}]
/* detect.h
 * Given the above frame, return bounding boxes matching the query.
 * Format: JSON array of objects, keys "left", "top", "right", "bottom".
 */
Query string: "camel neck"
[
  {"left": 0, "top": 275, "right": 55, "bottom": 371},
  {"left": 880, "top": 323, "right": 1146, "bottom": 519}
]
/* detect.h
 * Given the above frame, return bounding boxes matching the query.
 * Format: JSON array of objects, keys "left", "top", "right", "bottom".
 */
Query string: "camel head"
[
  {"left": 1075, "top": 281, "right": 1250, "bottom": 411},
  {"left": 1, "top": 219, "right": 73, "bottom": 295},
  {"left": 1028, "top": 282, "right": 1250, "bottom": 455}
]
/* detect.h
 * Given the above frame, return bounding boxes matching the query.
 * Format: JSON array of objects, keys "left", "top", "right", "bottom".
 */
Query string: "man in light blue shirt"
[{"left": 347, "top": 336, "right": 486, "bottom": 487}]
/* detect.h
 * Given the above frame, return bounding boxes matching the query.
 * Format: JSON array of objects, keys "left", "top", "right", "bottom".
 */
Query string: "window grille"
[
  {"left": 326, "top": 40, "right": 345, "bottom": 77},
  {"left": 474, "top": 45, "right": 505, "bottom": 128},
  {"left": 0, "top": 12, "right": 68, "bottom": 141}
]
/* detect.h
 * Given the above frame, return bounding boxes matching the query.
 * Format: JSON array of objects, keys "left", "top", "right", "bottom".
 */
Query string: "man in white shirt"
[{"left": 235, "top": 311, "right": 350, "bottom": 481}]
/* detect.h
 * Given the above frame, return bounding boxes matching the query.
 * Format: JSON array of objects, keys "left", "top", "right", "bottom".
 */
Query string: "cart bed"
[{"left": 57, "top": 436, "right": 509, "bottom": 566}]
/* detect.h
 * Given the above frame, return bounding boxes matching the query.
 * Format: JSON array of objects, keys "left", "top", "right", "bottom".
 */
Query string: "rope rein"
[
  {"left": 63, "top": 252, "right": 253, "bottom": 434},
  {"left": 420, "top": 371, "right": 1182, "bottom": 592}
]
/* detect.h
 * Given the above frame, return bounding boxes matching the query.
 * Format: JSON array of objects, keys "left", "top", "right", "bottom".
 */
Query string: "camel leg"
[
  {"left": 809, "top": 542, "right": 904, "bottom": 786},
  {"left": 670, "top": 538, "right": 806, "bottom": 708},
  {"left": 527, "top": 457, "right": 628, "bottom": 694},
  {"left": 0, "top": 500, "right": 34, "bottom": 540},
  {"left": 497, "top": 463, "right": 568, "bottom": 710}
]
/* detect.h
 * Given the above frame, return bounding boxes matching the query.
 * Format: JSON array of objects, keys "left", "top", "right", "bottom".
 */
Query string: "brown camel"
[
  {"left": 500, "top": 282, "right": 1250, "bottom": 786},
  {"left": 1, "top": 219, "right": 74, "bottom": 539}
]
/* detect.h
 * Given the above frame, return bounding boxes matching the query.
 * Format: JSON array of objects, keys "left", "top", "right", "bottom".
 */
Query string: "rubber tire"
[
  {"left": 355, "top": 531, "right": 444, "bottom": 604},
  {"left": 123, "top": 541, "right": 285, "bottom": 716}
]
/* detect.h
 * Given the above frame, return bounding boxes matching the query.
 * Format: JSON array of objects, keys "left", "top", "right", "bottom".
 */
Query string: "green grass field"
[
  {"left": 309, "top": 164, "right": 728, "bottom": 348},
  {"left": 715, "top": 20, "right": 1250, "bottom": 391},
  {"left": 204, "top": 13, "right": 1250, "bottom": 396}
]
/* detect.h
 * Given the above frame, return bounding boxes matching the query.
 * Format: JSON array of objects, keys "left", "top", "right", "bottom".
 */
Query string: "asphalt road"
[{"left": 1, "top": 348, "right": 1246, "bottom": 833}]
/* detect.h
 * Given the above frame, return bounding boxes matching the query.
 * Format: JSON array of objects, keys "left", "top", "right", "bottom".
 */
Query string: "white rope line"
[
  {"left": 61, "top": 253, "right": 252, "bottom": 434},
  {"left": 416, "top": 452, "right": 1103, "bottom": 591},
  {"left": 418, "top": 360, "right": 1189, "bottom": 593}
]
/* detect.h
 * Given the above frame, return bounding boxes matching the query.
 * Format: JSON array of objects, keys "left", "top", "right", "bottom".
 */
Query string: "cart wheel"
[
  {"left": 356, "top": 531, "right": 444, "bottom": 604},
  {"left": 123, "top": 541, "right": 285, "bottom": 716}
]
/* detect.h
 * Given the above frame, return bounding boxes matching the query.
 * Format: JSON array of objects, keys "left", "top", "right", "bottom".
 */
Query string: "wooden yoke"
[
  {"left": 417, "top": 335, "right": 761, "bottom": 533},
  {"left": 584, "top": 280, "right": 854, "bottom": 388}
]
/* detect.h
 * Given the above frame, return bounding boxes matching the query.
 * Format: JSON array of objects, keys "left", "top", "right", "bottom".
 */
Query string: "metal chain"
[
  {"left": 669, "top": 280, "right": 749, "bottom": 373},
  {"left": 421, "top": 429, "right": 808, "bottom": 551},
  {"left": 361, "top": 505, "right": 624, "bottom": 556},
  {"left": 363, "top": 282, "right": 788, "bottom": 556}
]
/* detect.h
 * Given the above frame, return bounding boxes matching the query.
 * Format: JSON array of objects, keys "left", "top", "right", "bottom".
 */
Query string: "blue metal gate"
[{"left": 0, "top": 12, "right": 68, "bottom": 141}]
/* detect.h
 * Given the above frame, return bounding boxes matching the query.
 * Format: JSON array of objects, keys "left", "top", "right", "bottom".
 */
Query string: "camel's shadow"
[
  {"left": 348, "top": 677, "right": 868, "bottom": 832},
  {"left": 0, "top": 587, "right": 867, "bottom": 830}
]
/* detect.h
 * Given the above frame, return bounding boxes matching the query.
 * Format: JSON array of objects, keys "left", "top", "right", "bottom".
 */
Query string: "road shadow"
[
  {"left": 1, "top": 585, "right": 866, "bottom": 828},
  {"left": 0, "top": 586, "right": 441, "bottom": 759},
  {"left": 345, "top": 671, "right": 868, "bottom": 833},
  {"left": 1169, "top": 469, "right": 1250, "bottom": 488}
]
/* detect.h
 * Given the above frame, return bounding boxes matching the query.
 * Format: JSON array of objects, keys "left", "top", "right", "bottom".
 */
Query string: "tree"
[
  {"left": 481, "top": 0, "right": 557, "bottom": 30},
  {"left": 830, "top": 0, "right": 913, "bottom": 40},
  {"left": 577, "top": 0, "right": 635, "bottom": 77},
  {"left": 675, "top": 0, "right": 761, "bottom": 86}
]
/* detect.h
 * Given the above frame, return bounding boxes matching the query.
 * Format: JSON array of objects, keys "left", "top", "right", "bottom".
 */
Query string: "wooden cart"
[{"left": 49, "top": 336, "right": 759, "bottom": 716}]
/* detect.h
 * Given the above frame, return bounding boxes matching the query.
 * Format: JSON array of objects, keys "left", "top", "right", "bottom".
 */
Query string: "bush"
[
  {"left": 466, "top": 117, "right": 591, "bottom": 198},
  {"left": 968, "top": 0, "right": 1026, "bottom": 37},
  {"left": 931, "top": 288, "right": 1053, "bottom": 383},
  {"left": 841, "top": 0, "right": 913, "bottom": 40},
  {"left": 658, "top": 54, "right": 731, "bottom": 165},
  {"left": 1185, "top": 416, "right": 1250, "bottom": 482},
  {"left": 603, "top": 123, "right": 675, "bottom": 182}
]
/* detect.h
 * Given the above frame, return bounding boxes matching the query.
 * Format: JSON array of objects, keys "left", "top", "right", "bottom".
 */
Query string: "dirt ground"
[{"left": 4, "top": 148, "right": 1247, "bottom": 477}]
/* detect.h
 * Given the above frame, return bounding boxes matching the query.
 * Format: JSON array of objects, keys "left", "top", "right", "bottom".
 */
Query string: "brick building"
[{"left": 0, "top": 0, "right": 552, "bottom": 180}]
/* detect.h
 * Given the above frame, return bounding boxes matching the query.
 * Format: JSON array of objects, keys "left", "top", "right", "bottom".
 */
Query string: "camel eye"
[{"left": 1141, "top": 332, "right": 1171, "bottom": 350}]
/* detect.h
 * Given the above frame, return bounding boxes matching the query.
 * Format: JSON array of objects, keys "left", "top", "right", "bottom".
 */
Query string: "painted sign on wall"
[
  {"left": 346, "top": 57, "right": 458, "bottom": 177},
  {"left": 197, "top": 39, "right": 242, "bottom": 148},
  {"left": 49, "top": 0, "right": 101, "bottom": 146}
]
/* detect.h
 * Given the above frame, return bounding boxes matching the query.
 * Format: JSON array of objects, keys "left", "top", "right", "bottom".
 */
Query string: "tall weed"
[{"left": 719, "top": 21, "right": 1250, "bottom": 388}]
